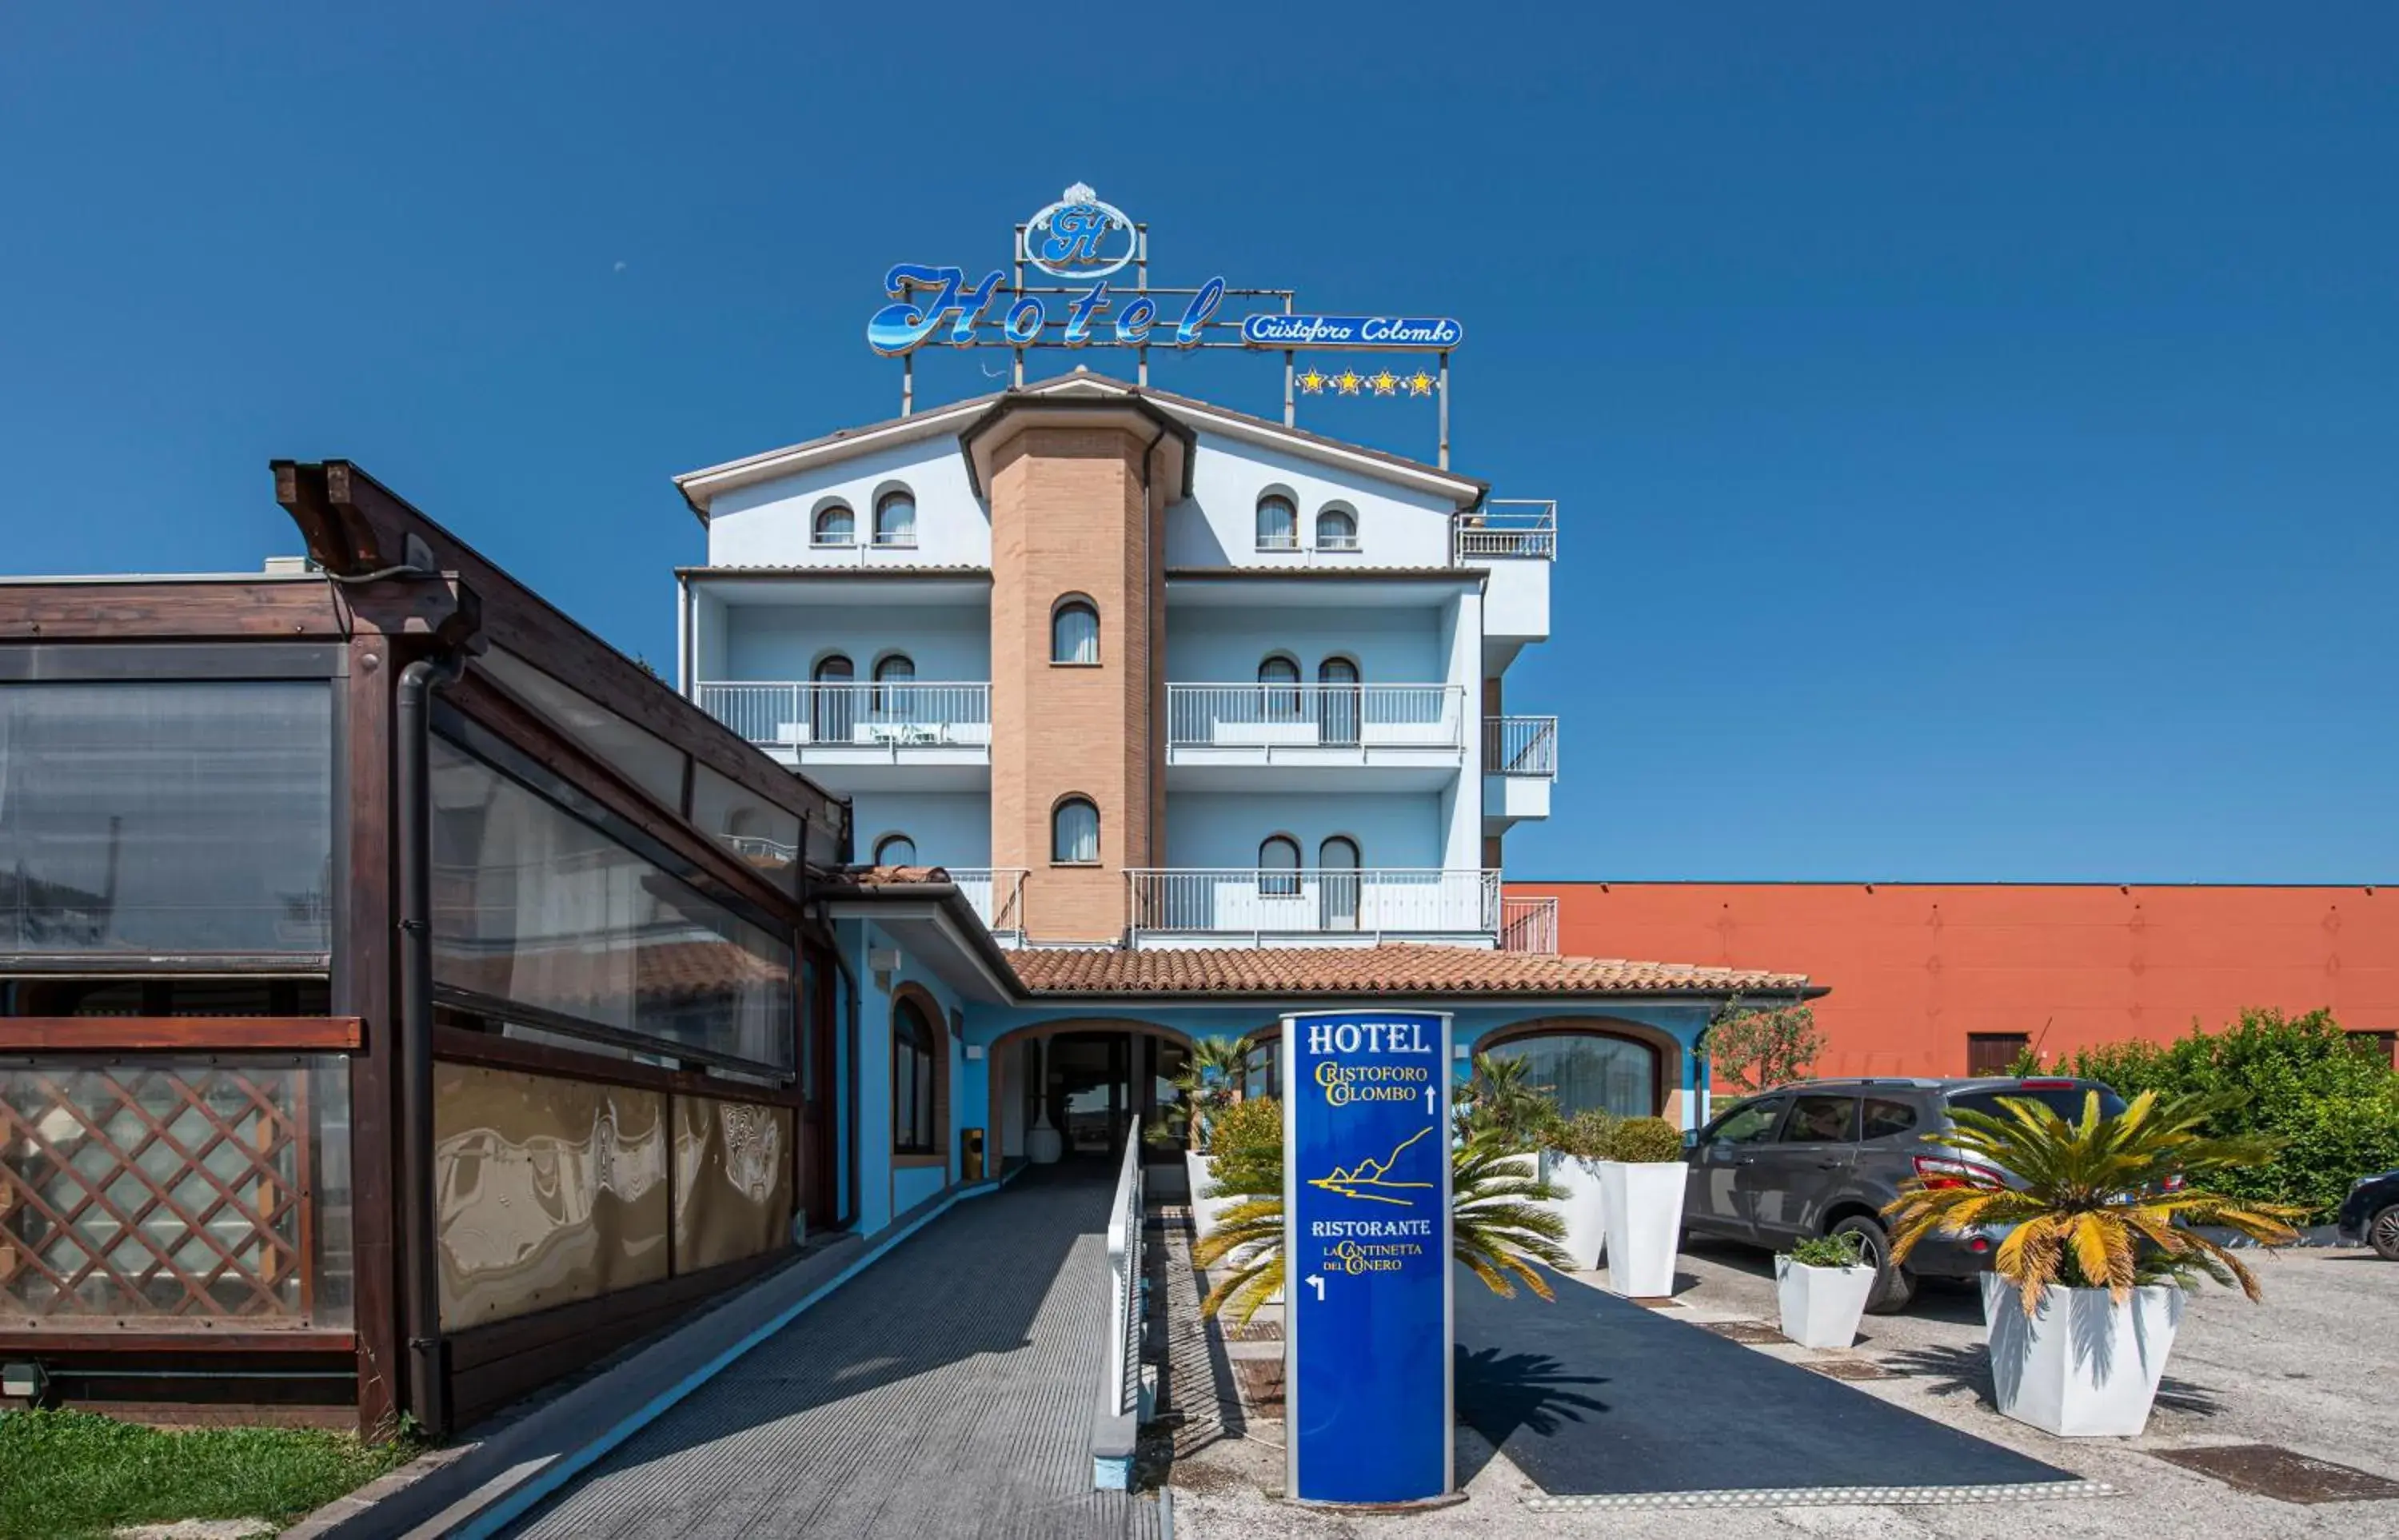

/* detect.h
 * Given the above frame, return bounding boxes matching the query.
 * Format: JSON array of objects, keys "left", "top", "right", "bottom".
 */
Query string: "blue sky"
[{"left": 3, "top": 4, "right": 2392, "bottom": 880}]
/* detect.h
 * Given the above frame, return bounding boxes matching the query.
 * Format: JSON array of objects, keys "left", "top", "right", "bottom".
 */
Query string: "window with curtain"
[
  {"left": 813, "top": 505, "right": 855, "bottom": 545},
  {"left": 874, "top": 490, "right": 917, "bottom": 547},
  {"left": 1258, "top": 834, "right": 1301, "bottom": 896},
  {"left": 1484, "top": 1033, "right": 1659, "bottom": 1119},
  {"left": 873, "top": 833, "right": 917, "bottom": 868},
  {"left": 1052, "top": 599, "right": 1100, "bottom": 664},
  {"left": 1052, "top": 796, "right": 1099, "bottom": 864},
  {"left": 893, "top": 996, "right": 936, "bottom": 1154},
  {"left": 426, "top": 730, "right": 796, "bottom": 1074},
  {"left": 872, "top": 653, "right": 914, "bottom": 715},
  {"left": 1315, "top": 508, "right": 1358, "bottom": 550},
  {"left": 1258, "top": 654, "right": 1301, "bottom": 720},
  {"left": 0, "top": 680, "right": 333, "bottom": 958},
  {"left": 1255, "top": 494, "right": 1297, "bottom": 551}
]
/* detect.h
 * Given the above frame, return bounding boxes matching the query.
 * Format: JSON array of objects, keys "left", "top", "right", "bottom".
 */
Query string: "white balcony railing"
[
  {"left": 695, "top": 681, "right": 991, "bottom": 751},
  {"left": 1500, "top": 896, "right": 1559, "bottom": 955},
  {"left": 1486, "top": 716, "right": 1559, "bottom": 777},
  {"left": 948, "top": 867, "right": 1027, "bottom": 937},
  {"left": 1452, "top": 498, "right": 1556, "bottom": 561},
  {"left": 1166, "top": 684, "right": 1464, "bottom": 751},
  {"left": 1126, "top": 868, "right": 1500, "bottom": 939}
]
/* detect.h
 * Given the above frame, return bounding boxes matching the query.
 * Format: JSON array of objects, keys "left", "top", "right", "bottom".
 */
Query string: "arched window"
[
  {"left": 810, "top": 653, "right": 855, "bottom": 742},
  {"left": 1317, "top": 656, "right": 1360, "bottom": 745},
  {"left": 812, "top": 504, "right": 856, "bottom": 546},
  {"left": 1318, "top": 835, "right": 1359, "bottom": 929},
  {"left": 1259, "top": 834, "right": 1301, "bottom": 897},
  {"left": 1052, "top": 796, "right": 1100, "bottom": 864},
  {"left": 892, "top": 995, "right": 938, "bottom": 1154},
  {"left": 1052, "top": 598, "right": 1100, "bottom": 664},
  {"left": 1255, "top": 494, "right": 1297, "bottom": 552},
  {"left": 1258, "top": 653, "right": 1301, "bottom": 720},
  {"left": 873, "top": 832, "right": 917, "bottom": 868},
  {"left": 873, "top": 489, "right": 917, "bottom": 548},
  {"left": 1485, "top": 1031, "right": 1661, "bottom": 1119},
  {"left": 1315, "top": 507, "right": 1358, "bottom": 551},
  {"left": 872, "top": 653, "right": 914, "bottom": 716}
]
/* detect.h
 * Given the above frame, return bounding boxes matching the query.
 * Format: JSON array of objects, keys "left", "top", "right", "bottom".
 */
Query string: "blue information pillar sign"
[{"left": 1283, "top": 1009, "right": 1454, "bottom": 1506}]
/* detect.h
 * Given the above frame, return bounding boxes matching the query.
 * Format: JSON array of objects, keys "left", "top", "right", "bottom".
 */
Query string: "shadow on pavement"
[{"left": 1879, "top": 1341, "right": 2226, "bottom": 1418}]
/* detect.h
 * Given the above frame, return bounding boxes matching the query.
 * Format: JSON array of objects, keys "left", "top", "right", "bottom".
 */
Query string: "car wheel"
[
  {"left": 1831, "top": 1215, "right": 1916, "bottom": 1313},
  {"left": 2373, "top": 1203, "right": 2399, "bottom": 1263}
]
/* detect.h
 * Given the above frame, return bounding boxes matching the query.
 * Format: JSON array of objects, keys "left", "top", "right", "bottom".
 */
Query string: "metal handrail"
[
  {"left": 694, "top": 680, "right": 992, "bottom": 748},
  {"left": 1452, "top": 498, "right": 1557, "bottom": 561},
  {"left": 1500, "top": 895, "right": 1560, "bottom": 955},
  {"left": 947, "top": 867, "right": 1028, "bottom": 936},
  {"left": 1166, "top": 683, "right": 1463, "bottom": 750},
  {"left": 1103, "top": 1128, "right": 1144, "bottom": 1419},
  {"left": 1125, "top": 867, "right": 1501, "bottom": 937},
  {"left": 1485, "top": 715, "right": 1559, "bottom": 776}
]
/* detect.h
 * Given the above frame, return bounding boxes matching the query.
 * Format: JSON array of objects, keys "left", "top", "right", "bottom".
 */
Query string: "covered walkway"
[{"left": 502, "top": 1167, "right": 1160, "bottom": 1540}]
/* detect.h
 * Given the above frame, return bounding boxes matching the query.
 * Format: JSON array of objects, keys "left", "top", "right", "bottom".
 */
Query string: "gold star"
[
  {"left": 1407, "top": 370, "right": 1436, "bottom": 397},
  {"left": 1371, "top": 370, "right": 1399, "bottom": 396},
  {"left": 1335, "top": 369, "right": 1363, "bottom": 395},
  {"left": 1298, "top": 367, "right": 1327, "bottom": 394}
]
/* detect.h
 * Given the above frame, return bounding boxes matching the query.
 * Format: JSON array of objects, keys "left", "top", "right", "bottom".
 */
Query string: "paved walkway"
[{"left": 503, "top": 1168, "right": 1161, "bottom": 1540}]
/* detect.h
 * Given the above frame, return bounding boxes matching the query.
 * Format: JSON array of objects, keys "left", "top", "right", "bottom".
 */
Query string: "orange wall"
[{"left": 1518, "top": 883, "right": 2399, "bottom": 1079}]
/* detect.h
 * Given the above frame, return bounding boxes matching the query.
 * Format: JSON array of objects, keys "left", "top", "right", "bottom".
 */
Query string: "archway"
[
  {"left": 983, "top": 1019, "right": 1200, "bottom": 1167},
  {"left": 1476, "top": 1016, "right": 1685, "bottom": 1124}
]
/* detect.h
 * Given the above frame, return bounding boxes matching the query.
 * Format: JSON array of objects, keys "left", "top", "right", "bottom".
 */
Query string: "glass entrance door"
[{"left": 1048, "top": 1032, "right": 1130, "bottom": 1155}]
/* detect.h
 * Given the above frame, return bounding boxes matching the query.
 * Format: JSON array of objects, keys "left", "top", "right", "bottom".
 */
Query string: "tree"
[
  {"left": 1454, "top": 1052, "right": 1561, "bottom": 1151},
  {"left": 1704, "top": 999, "right": 1825, "bottom": 1094},
  {"left": 1159, "top": 1036, "right": 1251, "bottom": 1151}
]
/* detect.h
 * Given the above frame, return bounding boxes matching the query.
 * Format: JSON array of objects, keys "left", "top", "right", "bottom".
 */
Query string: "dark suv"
[{"left": 1681, "top": 1076, "right": 2126, "bottom": 1312}]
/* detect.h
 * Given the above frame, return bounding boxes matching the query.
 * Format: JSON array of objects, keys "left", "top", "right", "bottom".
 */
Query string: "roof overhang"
[
  {"left": 956, "top": 393, "right": 1196, "bottom": 502},
  {"left": 672, "top": 392, "right": 999, "bottom": 521},
  {"left": 819, "top": 885, "right": 1021, "bottom": 1003}
]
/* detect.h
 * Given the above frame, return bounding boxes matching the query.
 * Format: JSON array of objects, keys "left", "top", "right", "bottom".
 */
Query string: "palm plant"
[
  {"left": 1454, "top": 1053, "right": 1561, "bottom": 1153},
  {"left": 1885, "top": 1089, "right": 2305, "bottom": 1317},
  {"left": 1169, "top": 1036, "right": 1251, "bottom": 1151},
  {"left": 1191, "top": 1116, "right": 1571, "bottom": 1325}
]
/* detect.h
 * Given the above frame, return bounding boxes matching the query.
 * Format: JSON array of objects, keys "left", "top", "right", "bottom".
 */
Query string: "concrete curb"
[{"left": 288, "top": 1169, "right": 1022, "bottom": 1540}]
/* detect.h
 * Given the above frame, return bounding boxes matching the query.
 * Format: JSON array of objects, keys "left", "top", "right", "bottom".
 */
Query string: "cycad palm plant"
[
  {"left": 1191, "top": 1116, "right": 1571, "bottom": 1325},
  {"left": 1885, "top": 1089, "right": 2304, "bottom": 1316}
]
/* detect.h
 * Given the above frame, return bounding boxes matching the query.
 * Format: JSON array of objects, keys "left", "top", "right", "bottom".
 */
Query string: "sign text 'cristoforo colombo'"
[
  {"left": 1239, "top": 314, "right": 1464, "bottom": 349},
  {"left": 1284, "top": 1010, "right": 1454, "bottom": 1506}
]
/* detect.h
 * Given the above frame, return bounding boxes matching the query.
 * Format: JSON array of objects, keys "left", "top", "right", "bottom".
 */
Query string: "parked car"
[
  {"left": 2337, "top": 1170, "right": 2399, "bottom": 1260},
  {"left": 1681, "top": 1075, "right": 2127, "bottom": 1312}
]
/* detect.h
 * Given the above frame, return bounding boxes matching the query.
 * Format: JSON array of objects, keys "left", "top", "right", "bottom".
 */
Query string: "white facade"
[{"left": 676, "top": 374, "right": 1557, "bottom": 947}]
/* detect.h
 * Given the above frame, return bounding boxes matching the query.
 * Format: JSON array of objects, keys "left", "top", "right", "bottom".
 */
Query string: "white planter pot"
[
  {"left": 1540, "top": 1154, "right": 1609, "bottom": 1271},
  {"left": 1981, "top": 1277, "right": 2184, "bottom": 1437},
  {"left": 1025, "top": 1112, "right": 1062, "bottom": 1166},
  {"left": 1775, "top": 1256, "right": 1876, "bottom": 1349},
  {"left": 1597, "top": 1159, "right": 1687, "bottom": 1298},
  {"left": 1187, "top": 1151, "right": 1230, "bottom": 1239}
]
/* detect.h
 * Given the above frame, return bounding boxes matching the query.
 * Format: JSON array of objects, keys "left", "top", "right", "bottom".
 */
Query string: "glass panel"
[
  {"left": 429, "top": 732, "right": 796, "bottom": 1073},
  {"left": 1948, "top": 1087, "right": 2127, "bottom": 1123},
  {"left": 1259, "top": 838, "right": 1300, "bottom": 897},
  {"left": 814, "top": 506, "right": 855, "bottom": 545},
  {"left": 873, "top": 835, "right": 916, "bottom": 868},
  {"left": 0, "top": 1055, "right": 350, "bottom": 1327},
  {"left": 477, "top": 648, "right": 688, "bottom": 814},
  {"left": 1779, "top": 1094, "right": 1857, "bottom": 1143},
  {"left": 0, "top": 681, "right": 331, "bottom": 957},
  {"left": 1053, "top": 604, "right": 1099, "bottom": 664},
  {"left": 689, "top": 763, "right": 802, "bottom": 895},
  {"left": 1860, "top": 1098, "right": 1918, "bottom": 1140},
  {"left": 1053, "top": 800, "right": 1098, "bottom": 863},
  {"left": 1703, "top": 1095, "right": 1786, "bottom": 1145},
  {"left": 672, "top": 1095, "right": 792, "bottom": 1274},
  {"left": 1486, "top": 1034, "right": 1658, "bottom": 1119},
  {"left": 875, "top": 493, "right": 916, "bottom": 545},
  {"left": 1255, "top": 497, "right": 1296, "bottom": 549},
  {"left": 433, "top": 1063, "right": 669, "bottom": 1329}
]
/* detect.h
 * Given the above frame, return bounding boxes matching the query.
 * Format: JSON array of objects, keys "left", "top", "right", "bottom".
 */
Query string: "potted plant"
[
  {"left": 1191, "top": 1091, "right": 1279, "bottom": 1243},
  {"left": 1885, "top": 1089, "right": 2301, "bottom": 1437},
  {"left": 1597, "top": 1115, "right": 1689, "bottom": 1298},
  {"left": 1543, "top": 1109, "right": 1619, "bottom": 1271},
  {"left": 1775, "top": 1231, "right": 1875, "bottom": 1349}
]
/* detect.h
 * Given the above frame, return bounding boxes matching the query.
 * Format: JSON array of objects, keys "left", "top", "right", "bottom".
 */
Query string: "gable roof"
[
  {"left": 1007, "top": 944, "right": 1816, "bottom": 999},
  {"left": 673, "top": 369, "right": 1487, "bottom": 520}
]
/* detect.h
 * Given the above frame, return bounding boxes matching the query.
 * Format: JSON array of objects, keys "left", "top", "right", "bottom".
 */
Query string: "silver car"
[{"left": 1681, "top": 1075, "right": 2127, "bottom": 1311}]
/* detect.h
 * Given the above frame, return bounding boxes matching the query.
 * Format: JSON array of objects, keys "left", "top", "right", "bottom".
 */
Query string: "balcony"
[
  {"left": 1484, "top": 713, "right": 1555, "bottom": 827},
  {"left": 1499, "top": 895, "right": 1559, "bottom": 955},
  {"left": 1164, "top": 683, "right": 1467, "bottom": 788},
  {"left": 1126, "top": 867, "right": 1500, "bottom": 946},
  {"left": 1451, "top": 499, "right": 1555, "bottom": 562},
  {"left": 948, "top": 867, "right": 1027, "bottom": 944},
  {"left": 695, "top": 680, "right": 990, "bottom": 790}
]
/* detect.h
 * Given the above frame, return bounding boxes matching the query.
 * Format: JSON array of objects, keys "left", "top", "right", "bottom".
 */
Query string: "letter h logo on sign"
[{"left": 1283, "top": 1008, "right": 1454, "bottom": 1506}]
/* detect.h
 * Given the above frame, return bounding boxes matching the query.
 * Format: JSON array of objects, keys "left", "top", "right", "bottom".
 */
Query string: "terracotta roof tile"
[{"left": 1006, "top": 944, "right": 1811, "bottom": 998}]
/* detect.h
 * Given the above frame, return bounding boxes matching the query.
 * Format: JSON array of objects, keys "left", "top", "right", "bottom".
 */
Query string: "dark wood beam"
[{"left": 0, "top": 1019, "right": 361, "bottom": 1051}]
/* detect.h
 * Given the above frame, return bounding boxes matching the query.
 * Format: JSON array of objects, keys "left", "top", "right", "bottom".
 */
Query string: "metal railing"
[
  {"left": 948, "top": 867, "right": 1027, "bottom": 936},
  {"left": 1102, "top": 1124, "right": 1145, "bottom": 1422},
  {"left": 1166, "top": 683, "right": 1464, "bottom": 751},
  {"left": 694, "top": 681, "right": 992, "bottom": 749},
  {"left": 1500, "top": 895, "right": 1560, "bottom": 955},
  {"left": 1486, "top": 715, "right": 1559, "bottom": 776},
  {"left": 1452, "top": 498, "right": 1557, "bottom": 561},
  {"left": 1126, "top": 867, "right": 1501, "bottom": 938}
]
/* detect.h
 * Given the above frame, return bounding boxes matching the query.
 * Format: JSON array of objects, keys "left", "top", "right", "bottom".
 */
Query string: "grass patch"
[{"left": 0, "top": 1410, "right": 421, "bottom": 1540}]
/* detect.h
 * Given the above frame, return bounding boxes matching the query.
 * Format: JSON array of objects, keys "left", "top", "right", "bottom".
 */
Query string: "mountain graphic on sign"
[{"left": 1307, "top": 1126, "right": 1437, "bottom": 1207}]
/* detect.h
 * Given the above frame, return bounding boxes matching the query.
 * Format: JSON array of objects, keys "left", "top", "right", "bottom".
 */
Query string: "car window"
[
  {"left": 1860, "top": 1097, "right": 1919, "bottom": 1139},
  {"left": 1948, "top": 1086, "right": 2127, "bottom": 1123},
  {"left": 1703, "top": 1097, "right": 1786, "bottom": 1146},
  {"left": 1778, "top": 1094, "right": 1857, "bottom": 1143}
]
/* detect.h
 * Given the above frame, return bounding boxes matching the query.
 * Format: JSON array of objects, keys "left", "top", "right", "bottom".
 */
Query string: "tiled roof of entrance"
[{"left": 1007, "top": 945, "right": 1815, "bottom": 999}]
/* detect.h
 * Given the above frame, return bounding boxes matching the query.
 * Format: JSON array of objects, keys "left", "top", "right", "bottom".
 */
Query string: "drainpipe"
[{"left": 396, "top": 652, "right": 464, "bottom": 1436}]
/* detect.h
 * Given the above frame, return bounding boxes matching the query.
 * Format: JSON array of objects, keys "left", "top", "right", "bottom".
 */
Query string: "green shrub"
[
  {"left": 1548, "top": 1108, "right": 1620, "bottom": 1163},
  {"left": 1786, "top": 1231, "right": 1867, "bottom": 1268},
  {"left": 2033, "top": 1008, "right": 2399, "bottom": 1220},
  {"left": 1201, "top": 1095, "right": 1282, "bottom": 1197},
  {"left": 1608, "top": 1116, "right": 1686, "bottom": 1164}
]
